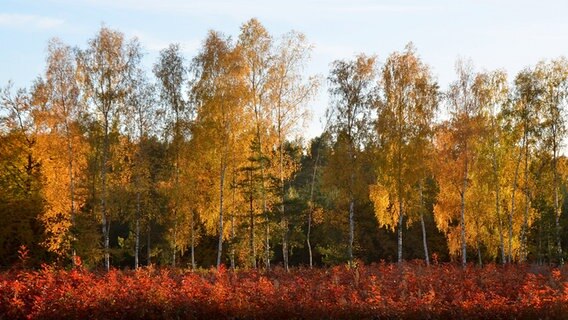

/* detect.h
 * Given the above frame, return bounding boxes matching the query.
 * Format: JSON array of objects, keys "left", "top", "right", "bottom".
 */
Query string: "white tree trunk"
[
  {"left": 460, "top": 156, "right": 468, "bottom": 268},
  {"left": 419, "top": 183, "right": 429, "bottom": 266}
]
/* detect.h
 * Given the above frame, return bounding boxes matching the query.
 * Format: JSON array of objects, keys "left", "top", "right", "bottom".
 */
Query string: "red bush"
[{"left": 0, "top": 262, "right": 567, "bottom": 319}]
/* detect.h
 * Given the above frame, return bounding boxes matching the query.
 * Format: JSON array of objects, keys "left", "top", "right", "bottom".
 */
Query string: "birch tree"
[
  {"left": 34, "top": 39, "right": 88, "bottom": 263},
  {"left": 536, "top": 58, "right": 568, "bottom": 264},
  {"left": 153, "top": 43, "right": 189, "bottom": 267},
  {"left": 434, "top": 60, "right": 483, "bottom": 267},
  {"left": 124, "top": 70, "right": 156, "bottom": 269},
  {"left": 270, "top": 30, "right": 318, "bottom": 270},
  {"left": 371, "top": 44, "right": 438, "bottom": 264},
  {"left": 0, "top": 84, "right": 45, "bottom": 264},
  {"left": 238, "top": 18, "right": 276, "bottom": 268},
  {"left": 326, "top": 54, "right": 376, "bottom": 263},
  {"left": 77, "top": 27, "right": 142, "bottom": 270},
  {"left": 509, "top": 68, "right": 542, "bottom": 262},
  {"left": 473, "top": 70, "right": 509, "bottom": 263},
  {"left": 192, "top": 31, "right": 249, "bottom": 269}
]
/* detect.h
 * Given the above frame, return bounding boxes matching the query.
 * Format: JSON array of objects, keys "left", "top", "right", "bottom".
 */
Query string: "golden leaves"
[{"left": 369, "top": 184, "right": 396, "bottom": 231}]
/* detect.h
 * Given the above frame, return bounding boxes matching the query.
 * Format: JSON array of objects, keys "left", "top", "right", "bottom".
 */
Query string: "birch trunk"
[
  {"left": 460, "top": 154, "right": 468, "bottom": 268},
  {"left": 172, "top": 218, "right": 177, "bottom": 267},
  {"left": 495, "top": 182, "right": 505, "bottom": 264},
  {"left": 135, "top": 191, "right": 140, "bottom": 269},
  {"left": 217, "top": 156, "right": 226, "bottom": 269},
  {"left": 101, "top": 117, "right": 110, "bottom": 271},
  {"left": 191, "top": 210, "right": 195, "bottom": 270},
  {"left": 250, "top": 192, "right": 256, "bottom": 268},
  {"left": 307, "top": 148, "right": 321, "bottom": 268},
  {"left": 521, "top": 138, "right": 530, "bottom": 262},
  {"left": 64, "top": 120, "right": 77, "bottom": 266},
  {"left": 348, "top": 139, "right": 355, "bottom": 264},
  {"left": 397, "top": 202, "right": 404, "bottom": 263},
  {"left": 147, "top": 224, "right": 151, "bottom": 265},
  {"left": 509, "top": 137, "right": 523, "bottom": 263},
  {"left": 419, "top": 183, "right": 429, "bottom": 266},
  {"left": 553, "top": 141, "right": 564, "bottom": 264},
  {"left": 230, "top": 212, "right": 235, "bottom": 270},
  {"left": 348, "top": 196, "right": 355, "bottom": 263},
  {"left": 230, "top": 176, "right": 236, "bottom": 270}
]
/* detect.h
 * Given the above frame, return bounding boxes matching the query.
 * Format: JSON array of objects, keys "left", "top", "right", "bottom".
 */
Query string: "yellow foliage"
[{"left": 369, "top": 184, "right": 397, "bottom": 231}]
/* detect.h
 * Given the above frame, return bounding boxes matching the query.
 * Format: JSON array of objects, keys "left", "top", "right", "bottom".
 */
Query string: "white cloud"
[{"left": 0, "top": 13, "right": 64, "bottom": 29}]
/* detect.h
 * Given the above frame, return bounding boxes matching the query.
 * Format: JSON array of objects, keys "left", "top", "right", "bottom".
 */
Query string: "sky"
[{"left": 2, "top": 0, "right": 568, "bottom": 139}]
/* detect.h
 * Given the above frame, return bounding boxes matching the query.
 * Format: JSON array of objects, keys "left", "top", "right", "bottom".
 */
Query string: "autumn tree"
[
  {"left": 507, "top": 68, "right": 542, "bottom": 262},
  {"left": 77, "top": 27, "right": 142, "bottom": 270},
  {"left": 270, "top": 30, "right": 318, "bottom": 270},
  {"left": 434, "top": 61, "right": 484, "bottom": 267},
  {"left": 536, "top": 58, "right": 568, "bottom": 264},
  {"left": 191, "top": 31, "right": 249, "bottom": 269},
  {"left": 0, "top": 84, "right": 46, "bottom": 265},
  {"left": 34, "top": 49, "right": 79, "bottom": 261},
  {"left": 123, "top": 69, "right": 157, "bottom": 268},
  {"left": 30, "top": 39, "right": 90, "bottom": 265},
  {"left": 472, "top": 70, "right": 510, "bottom": 263},
  {"left": 153, "top": 43, "right": 190, "bottom": 267},
  {"left": 371, "top": 44, "right": 438, "bottom": 264},
  {"left": 304, "top": 122, "right": 334, "bottom": 267},
  {"left": 238, "top": 18, "right": 277, "bottom": 268},
  {"left": 326, "top": 54, "right": 377, "bottom": 263}
]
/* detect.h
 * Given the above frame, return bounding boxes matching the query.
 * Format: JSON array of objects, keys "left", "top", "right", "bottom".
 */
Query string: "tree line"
[{"left": 2, "top": 18, "right": 568, "bottom": 270}]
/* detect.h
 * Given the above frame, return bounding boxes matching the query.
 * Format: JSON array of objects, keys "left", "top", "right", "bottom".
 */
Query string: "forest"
[{"left": 2, "top": 18, "right": 568, "bottom": 274}]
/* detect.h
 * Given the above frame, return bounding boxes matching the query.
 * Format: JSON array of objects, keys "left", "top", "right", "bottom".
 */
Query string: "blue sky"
[{"left": 2, "top": 0, "right": 568, "bottom": 138}]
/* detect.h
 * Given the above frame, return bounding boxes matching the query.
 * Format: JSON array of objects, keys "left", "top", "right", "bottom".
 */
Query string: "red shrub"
[{"left": 0, "top": 262, "right": 567, "bottom": 319}]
